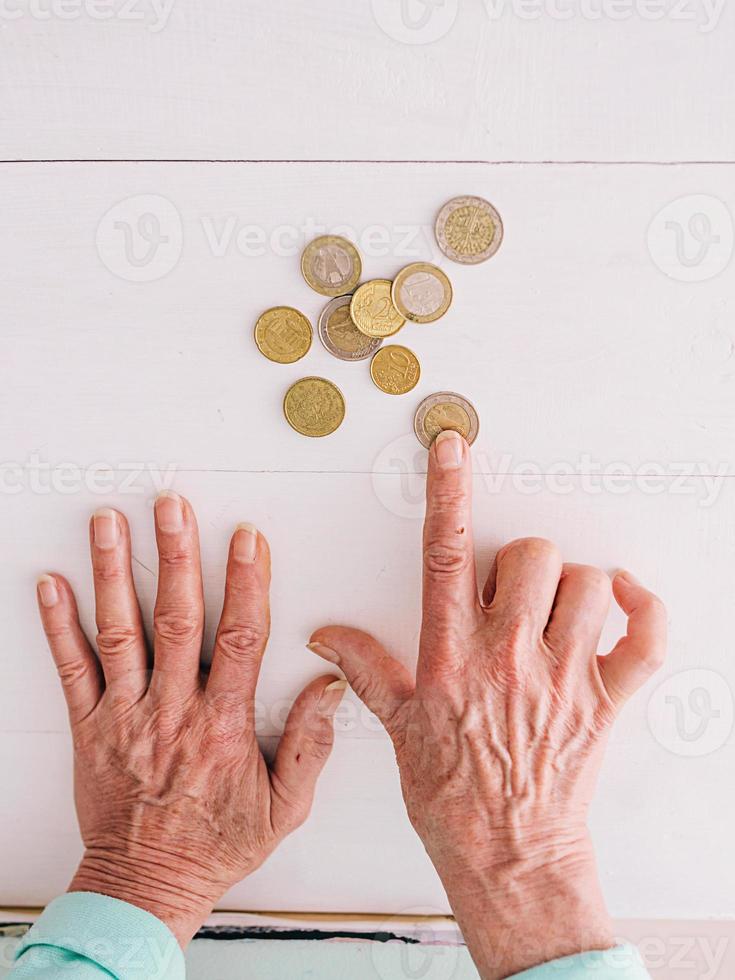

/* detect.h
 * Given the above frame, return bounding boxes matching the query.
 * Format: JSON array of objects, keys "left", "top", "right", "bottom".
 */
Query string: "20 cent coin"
[
  {"left": 254, "top": 306, "right": 312, "bottom": 364},
  {"left": 350, "top": 279, "right": 406, "bottom": 338}
]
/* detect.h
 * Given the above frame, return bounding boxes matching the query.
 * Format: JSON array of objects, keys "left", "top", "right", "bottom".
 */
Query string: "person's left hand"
[{"left": 36, "top": 492, "right": 346, "bottom": 947}]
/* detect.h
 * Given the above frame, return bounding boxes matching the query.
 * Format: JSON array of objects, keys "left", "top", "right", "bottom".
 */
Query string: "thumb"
[
  {"left": 308, "top": 626, "right": 414, "bottom": 736},
  {"left": 598, "top": 570, "right": 667, "bottom": 708},
  {"left": 269, "top": 674, "right": 346, "bottom": 835}
]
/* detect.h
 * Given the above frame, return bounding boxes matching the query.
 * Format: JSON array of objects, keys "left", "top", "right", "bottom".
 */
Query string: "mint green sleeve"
[
  {"left": 507, "top": 944, "right": 650, "bottom": 978},
  {"left": 10, "top": 892, "right": 185, "bottom": 980}
]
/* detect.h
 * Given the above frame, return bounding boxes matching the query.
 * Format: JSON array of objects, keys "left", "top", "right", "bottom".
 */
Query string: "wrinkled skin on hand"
[
  {"left": 310, "top": 429, "right": 667, "bottom": 980},
  {"left": 37, "top": 496, "right": 345, "bottom": 946}
]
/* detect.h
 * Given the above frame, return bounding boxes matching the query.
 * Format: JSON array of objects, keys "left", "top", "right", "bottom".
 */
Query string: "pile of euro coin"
[{"left": 253, "top": 195, "right": 503, "bottom": 447}]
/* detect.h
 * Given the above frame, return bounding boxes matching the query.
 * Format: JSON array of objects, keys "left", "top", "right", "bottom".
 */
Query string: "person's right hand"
[{"left": 309, "top": 429, "right": 667, "bottom": 980}]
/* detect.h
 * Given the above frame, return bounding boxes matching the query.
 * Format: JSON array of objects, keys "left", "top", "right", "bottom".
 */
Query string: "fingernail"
[
  {"left": 233, "top": 523, "right": 258, "bottom": 563},
  {"left": 37, "top": 574, "right": 58, "bottom": 608},
  {"left": 92, "top": 508, "right": 119, "bottom": 550},
  {"left": 319, "top": 678, "right": 348, "bottom": 713},
  {"left": 155, "top": 491, "right": 184, "bottom": 532},
  {"left": 434, "top": 429, "right": 463, "bottom": 469},
  {"left": 615, "top": 569, "right": 641, "bottom": 587},
  {"left": 307, "top": 641, "right": 340, "bottom": 665}
]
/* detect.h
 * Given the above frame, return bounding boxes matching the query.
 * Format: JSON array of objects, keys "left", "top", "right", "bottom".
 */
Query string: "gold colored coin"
[
  {"left": 283, "top": 377, "right": 346, "bottom": 437},
  {"left": 413, "top": 391, "right": 479, "bottom": 448},
  {"left": 370, "top": 345, "right": 421, "bottom": 395},
  {"left": 301, "top": 236, "right": 362, "bottom": 297},
  {"left": 254, "top": 306, "right": 312, "bottom": 364},
  {"left": 391, "top": 263, "right": 453, "bottom": 324},
  {"left": 350, "top": 279, "right": 406, "bottom": 338},
  {"left": 435, "top": 196, "right": 504, "bottom": 265}
]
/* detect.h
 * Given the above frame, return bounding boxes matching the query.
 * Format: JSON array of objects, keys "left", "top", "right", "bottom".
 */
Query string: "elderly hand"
[
  {"left": 309, "top": 429, "right": 667, "bottom": 980},
  {"left": 36, "top": 493, "right": 345, "bottom": 947}
]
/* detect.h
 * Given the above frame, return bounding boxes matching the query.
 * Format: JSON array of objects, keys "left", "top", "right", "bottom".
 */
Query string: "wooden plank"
[{"left": 0, "top": 2, "right": 733, "bottom": 161}]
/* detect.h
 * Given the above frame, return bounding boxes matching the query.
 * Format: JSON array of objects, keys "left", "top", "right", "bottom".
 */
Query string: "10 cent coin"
[
  {"left": 301, "top": 236, "right": 362, "bottom": 297},
  {"left": 370, "top": 345, "right": 421, "bottom": 395},
  {"left": 392, "top": 263, "right": 453, "bottom": 323},
  {"left": 435, "top": 195, "right": 504, "bottom": 265},
  {"left": 318, "top": 295, "right": 383, "bottom": 361},
  {"left": 283, "top": 377, "right": 346, "bottom": 437},
  {"left": 413, "top": 391, "right": 479, "bottom": 448},
  {"left": 254, "top": 306, "right": 312, "bottom": 364}
]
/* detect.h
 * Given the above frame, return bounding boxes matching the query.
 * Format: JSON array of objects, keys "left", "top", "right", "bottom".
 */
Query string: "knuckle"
[
  {"left": 93, "top": 560, "right": 127, "bottom": 584},
  {"left": 44, "top": 620, "right": 73, "bottom": 641},
  {"left": 96, "top": 625, "right": 140, "bottom": 659},
  {"left": 502, "top": 536, "right": 559, "bottom": 564},
  {"left": 153, "top": 608, "right": 202, "bottom": 645},
  {"left": 576, "top": 565, "right": 611, "bottom": 598},
  {"left": 56, "top": 658, "right": 91, "bottom": 690},
  {"left": 430, "top": 485, "right": 468, "bottom": 511},
  {"left": 424, "top": 538, "right": 470, "bottom": 577},
  {"left": 299, "top": 730, "right": 334, "bottom": 763},
  {"left": 158, "top": 547, "right": 194, "bottom": 569},
  {"left": 216, "top": 623, "right": 267, "bottom": 663}
]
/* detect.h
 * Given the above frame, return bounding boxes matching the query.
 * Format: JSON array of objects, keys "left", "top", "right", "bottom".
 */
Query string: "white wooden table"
[{"left": 1, "top": 1, "right": 733, "bottom": 925}]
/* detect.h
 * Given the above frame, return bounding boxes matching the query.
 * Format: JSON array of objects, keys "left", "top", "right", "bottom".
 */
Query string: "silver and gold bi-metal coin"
[
  {"left": 413, "top": 391, "right": 479, "bottom": 448},
  {"left": 301, "top": 236, "right": 362, "bottom": 297},
  {"left": 318, "top": 295, "right": 382, "bottom": 361},
  {"left": 435, "top": 195, "right": 504, "bottom": 265},
  {"left": 391, "top": 263, "right": 453, "bottom": 324}
]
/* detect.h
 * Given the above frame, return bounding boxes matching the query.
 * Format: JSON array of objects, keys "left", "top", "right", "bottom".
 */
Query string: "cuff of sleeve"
[
  {"left": 14, "top": 892, "right": 186, "bottom": 980},
  {"left": 507, "top": 944, "right": 649, "bottom": 979}
]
